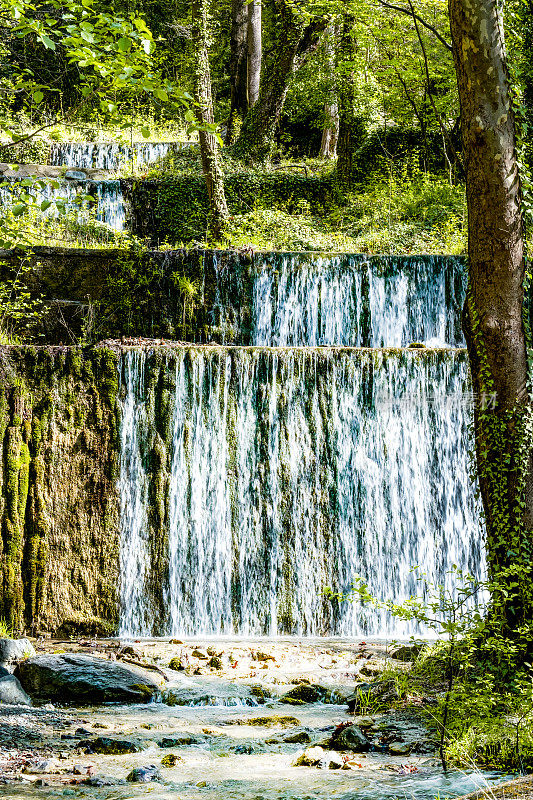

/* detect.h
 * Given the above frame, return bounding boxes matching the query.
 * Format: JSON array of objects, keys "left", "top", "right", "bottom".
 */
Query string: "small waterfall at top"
[
  {"left": 117, "top": 344, "right": 481, "bottom": 638},
  {"left": 49, "top": 141, "right": 191, "bottom": 170},
  {"left": 250, "top": 254, "right": 465, "bottom": 347}
]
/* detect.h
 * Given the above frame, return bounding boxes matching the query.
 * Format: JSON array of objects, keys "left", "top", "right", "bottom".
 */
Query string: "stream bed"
[{"left": 0, "top": 638, "right": 508, "bottom": 800}]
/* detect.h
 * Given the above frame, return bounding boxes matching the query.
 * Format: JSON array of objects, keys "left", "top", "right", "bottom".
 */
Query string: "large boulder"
[
  {"left": 0, "top": 674, "right": 32, "bottom": 706},
  {"left": 0, "top": 638, "right": 36, "bottom": 669},
  {"left": 15, "top": 654, "right": 160, "bottom": 704}
]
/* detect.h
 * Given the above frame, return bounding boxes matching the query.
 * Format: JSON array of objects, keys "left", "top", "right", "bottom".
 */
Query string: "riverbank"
[{"left": 0, "top": 636, "right": 516, "bottom": 799}]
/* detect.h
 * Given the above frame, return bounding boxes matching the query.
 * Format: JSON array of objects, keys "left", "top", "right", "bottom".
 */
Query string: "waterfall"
[
  {"left": 251, "top": 254, "right": 466, "bottom": 347},
  {"left": 118, "top": 345, "right": 481, "bottom": 638},
  {"left": 117, "top": 351, "right": 152, "bottom": 636},
  {"left": 0, "top": 178, "right": 126, "bottom": 231},
  {"left": 49, "top": 141, "right": 192, "bottom": 170}
]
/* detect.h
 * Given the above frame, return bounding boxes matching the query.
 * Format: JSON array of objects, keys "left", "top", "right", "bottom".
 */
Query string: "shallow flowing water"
[{"left": 0, "top": 638, "right": 506, "bottom": 800}]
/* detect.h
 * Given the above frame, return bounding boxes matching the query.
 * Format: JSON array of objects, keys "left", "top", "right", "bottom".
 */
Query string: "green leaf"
[
  {"left": 117, "top": 37, "right": 132, "bottom": 52},
  {"left": 154, "top": 88, "right": 168, "bottom": 102},
  {"left": 141, "top": 126, "right": 150, "bottom": 139},
  {"left": 12, "top": 204, "right": 26, "bottom": 216},
  {"left": 40, "top": 200, "right": 52, "bottom": 211},
  {"left": 32, "top": 90, "right": 44, "bottom": 103},
  {"left": 40, "top": 34, "right": 56, "bottom": 50}
]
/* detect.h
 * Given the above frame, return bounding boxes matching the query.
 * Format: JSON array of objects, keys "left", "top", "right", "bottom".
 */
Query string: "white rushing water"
[
  {"left": 49, "top": 141, "right": 192, "bottom": 170},
  {"left": 251, "top": 254, "right": 466, "bottom": 347},
  {"left": 118, "top": 346, "right": 481, "bottom": 638},
  {"left": 118, "top": 351, "right": 152, "bottom": 636},
  {"left": 0, "top": 178, "right": 126, "bottom": 230}
]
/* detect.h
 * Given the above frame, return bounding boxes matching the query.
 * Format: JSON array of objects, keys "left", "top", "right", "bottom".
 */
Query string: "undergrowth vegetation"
[
  {"left": 372, "top": 643, "right": 533, "bottom": 772},
  {"left": 222, "top": 176, "right": 467, "bottom": 254}
]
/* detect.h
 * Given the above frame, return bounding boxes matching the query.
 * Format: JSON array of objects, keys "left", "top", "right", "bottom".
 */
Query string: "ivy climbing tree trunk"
[
  {"left": 448, "top": 0, "right": 533, "bottom": 639},
  {"left": 337, "top": 17, "right": 360, "bottom": 189},
  {"left": 320, "top": 26, "right": 339, "bottom": 159},
  {"left": 232, "top": 0, "right": 329, "bottom": 162},
  {"left": 191, "top": 0, "right": 229, "bottom": 239},
  {"left": 520, "top": 0, "right": 533, "bottom": 170},
  {"left": 247, "top": 0, "right": 262, "bottom": 108},
  {"left": 226, "top": 0, "right": 249, "bottom": 144}
]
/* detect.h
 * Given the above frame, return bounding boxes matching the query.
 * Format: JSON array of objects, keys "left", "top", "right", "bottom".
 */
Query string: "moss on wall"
[
  {"left": 122, "top": 174, "right": 340, "bottom": 246},
  {"left": 0, "top": 345, "right": 120, "bottom": 635}
]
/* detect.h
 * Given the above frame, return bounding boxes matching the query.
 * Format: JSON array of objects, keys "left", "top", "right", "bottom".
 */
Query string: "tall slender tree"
[
  {"left": 448, "top": 0, "right": 533, "bottom": 640},
  {"left": 226, "top": 0, "right": 249, "bottom": 143},
  {"left": 247, "top": 0, "right": 262, "bottom": 107},
  {"left": 336, "top": 16, "right": 361, "bottom": 188},
  {"left": 192, "top": 0, "right": 229, "bottom": 239}
]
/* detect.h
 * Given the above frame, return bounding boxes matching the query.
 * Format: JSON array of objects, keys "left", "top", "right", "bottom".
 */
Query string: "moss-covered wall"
[
  {"left": 0, "top": 345, "right": 120, "bottom": 636},
  {"left": 0, "top": 247, "right": 255, "bottom": 345}
]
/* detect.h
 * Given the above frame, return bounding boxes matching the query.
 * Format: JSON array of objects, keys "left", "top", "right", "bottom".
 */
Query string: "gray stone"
[
  {"left": 126, "top": 765, "right": 161, "bottom": 783},
  {"left": 389, "top": 742, "right": 411, "bottom": 755},
  {"left": 158, "top": 735, "right": 201, "bottom": 748},
  {"left": 282, "top": 730, "right": 312, "bottom": 744},
  {"left": 64, "top": 169, "right": 89, "bottom": 181},
  {"left": 0, "top": 638, "right": 36, "bottom": 667},
  {"left": 281, "top": 684, "right": 327, "bottom": 704},
  {"left": 293, "top": 746, "right": 325, "bottom": 766},
  {"left": 390, "top": 643, "right": 425, "bottom": 662},
  {"left": 15, "top": 654, "right": 160, "bottom": 704},
  {"left": 0, "top": 674, "right": 32, "bottom": 706},
  {"left": 82, "top": 776, "right": 126, "bottom": 787},
  {"left": 77, "top": 737, "right": 140, "bottom": 755},
  {"left": 331, "top": 725, "right": 370, "bottom": 752}
]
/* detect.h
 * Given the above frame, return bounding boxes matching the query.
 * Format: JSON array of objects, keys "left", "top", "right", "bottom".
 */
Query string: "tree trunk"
[
  {"left": 247, "top": 0, "right": 262, "bottom": 108},
  {"left": 336, "top": 18, "right": 360, "bottom": 189},
  {"left": 320, "top": 100, "right": 339, "bottom": 158},
  {"left": 320, "top": 26, "right": 339, "bottom": 159},
  {"left": 448, "top": 0, "right": 533, "bottom": 635},
  {"left": 192, "top": 0, "right": 229, "bottom": 239},
  {"left": 233, "top": 0, "right": 328, "bottom": 162},
  {"left": 226, "top": 0, "right": 249, "bottom": 144},
  {"left": 520, "top": 0, "right": 533, "bottom": 169}
]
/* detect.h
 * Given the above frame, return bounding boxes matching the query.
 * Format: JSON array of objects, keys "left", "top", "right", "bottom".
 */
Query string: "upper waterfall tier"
[
  {"left": 117, "top": 344, "right": 481, "bottom": 638},
  {"left": 49, "top": 141, "right": 193, "bottom": 170}
]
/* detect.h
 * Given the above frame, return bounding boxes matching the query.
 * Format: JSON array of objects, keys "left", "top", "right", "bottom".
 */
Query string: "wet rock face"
[
  {"left": 0, "top": 674, "right": 32, "bottom": 705},
  {"left": 77, "top": 737, "right": 141, "bottom": 755},
  {"left": 15, "top": 654, "right": 160, "bottom": 704},
  {"left": 330, "top": 724, "right": 370, "bottom": 752},
  {"left": 126, "top": 765, "right": 161, "bottom": 783}
]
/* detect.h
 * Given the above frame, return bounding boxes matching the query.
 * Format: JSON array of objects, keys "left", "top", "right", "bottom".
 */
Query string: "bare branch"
[{"left": 375, "top": 0, "right": 453, "bottom": 52}]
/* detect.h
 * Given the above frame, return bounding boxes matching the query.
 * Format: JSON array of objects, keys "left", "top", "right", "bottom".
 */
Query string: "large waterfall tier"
[
  {"left": 50, "top": 141, "right": 193, "bottom": 170},
  {"left": 246, "top": 253, "right": 466, "bottom": 348},
  {"left": 118, "top": 345, "right": 481, "bottom": 638}
]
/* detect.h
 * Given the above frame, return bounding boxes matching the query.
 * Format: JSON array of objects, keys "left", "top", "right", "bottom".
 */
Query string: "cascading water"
[
  {"left": 49, "top": 141, "right": 191, "bottom": 170},
  {"left": 251, "top": 254, "right": 466, "bottom": 347},
  {"left": 118, "top": 345, "right": 481, "bottom": 638},
  {"left": 0, "top": 178, "right": 126, "bottom": 230}
]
